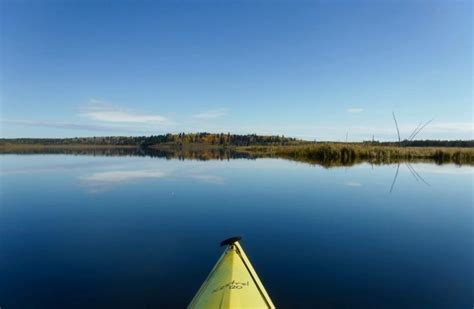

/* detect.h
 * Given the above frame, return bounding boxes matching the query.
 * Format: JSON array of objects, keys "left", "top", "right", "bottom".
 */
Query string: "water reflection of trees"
[
  {"left": 2, "top": 146, "right": 470, "bottom": 168},
  {"left": 2, "top": 147, "right": 256, "bottom": 161}
]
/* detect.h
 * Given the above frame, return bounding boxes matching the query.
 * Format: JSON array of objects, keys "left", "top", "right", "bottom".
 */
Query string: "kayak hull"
[{"left": 188, "top": 240, "right": 275, "bottom": 309}]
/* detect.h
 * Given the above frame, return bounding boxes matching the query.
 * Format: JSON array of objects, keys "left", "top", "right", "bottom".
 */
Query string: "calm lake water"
[{"left": 1, "top": 154, "right": 473, "bottom": 308}]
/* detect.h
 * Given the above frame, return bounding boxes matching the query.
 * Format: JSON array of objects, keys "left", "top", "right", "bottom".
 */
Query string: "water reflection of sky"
[
  {"left": 1, "top": 154, "right": 473, "bottom": 308},
  {"left": 1, "top": 156, "right": 473, "bottom": 194}
]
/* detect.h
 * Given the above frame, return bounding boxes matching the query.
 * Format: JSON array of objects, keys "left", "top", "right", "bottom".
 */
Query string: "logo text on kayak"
[{"left": 213, "top": 280, "right": 250, "bottom": 293}]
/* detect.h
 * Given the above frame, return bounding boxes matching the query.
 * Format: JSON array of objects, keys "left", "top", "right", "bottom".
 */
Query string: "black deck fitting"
[{"left": 220, "top": 236, "right": 242, "bottom": 247}]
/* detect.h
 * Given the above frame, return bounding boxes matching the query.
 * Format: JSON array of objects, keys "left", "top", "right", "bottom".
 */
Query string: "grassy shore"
[
  {"left": 239, "top": 143, "right": 474, "bottom": 166},
  {"left": 1, "top": 142, "right": 473, "bottom": 165}
]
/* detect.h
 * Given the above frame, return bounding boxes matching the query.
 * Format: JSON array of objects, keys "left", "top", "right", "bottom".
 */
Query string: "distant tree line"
[
  {"left": 140, "top": 133, "right": 298, "bottom": 147},
  {"left": 0, "top": 136, "right": 146, "bottom": 145},
  {"left": 0, "top": 133, "right": 299, "bottom": 147},
  {"left": 1, "top": 134, "right": 472, "bottom": 148}
]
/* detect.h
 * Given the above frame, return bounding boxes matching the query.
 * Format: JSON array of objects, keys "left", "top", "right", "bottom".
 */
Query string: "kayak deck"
[{"left": 188, "top": 238, "right": 275, "bottom": 309}]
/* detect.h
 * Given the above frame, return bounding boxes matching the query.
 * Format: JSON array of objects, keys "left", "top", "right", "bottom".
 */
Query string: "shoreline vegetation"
[{"left": 1, "top": 133, "right": 473, "bottom": 166}]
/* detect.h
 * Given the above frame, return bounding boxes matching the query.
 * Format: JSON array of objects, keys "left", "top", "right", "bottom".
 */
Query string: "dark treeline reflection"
[
  {"left": 1, "top": 147, "right": 255, "bottom": 161},
  {"left": 3, "top": 146, "right": 472, "bottom": 168}
]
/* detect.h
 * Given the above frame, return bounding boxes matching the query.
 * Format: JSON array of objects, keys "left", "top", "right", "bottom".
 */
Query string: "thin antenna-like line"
[
  {"left": 410, "top": 126, "right": 423, "bottom": 140},
  {"left": 407, "top": 163, "right": 431, "bottom": 186},
  {"left": 409, "top": 123, "right": 425, "bottom": 141},
  {"left": 408, "top": 122, "right": 422, "bottom": 140},
  {"left": 392, "top": 112, "right": 401, "bottom": 143},
  {"left": 389, "top": 163, "right": 400, "bottom": 193},
  {"left": 411, "top": 119, "right": 433, "bottom": 141},
  {"left": 406, "top": 163, "right": 420, "bottom": 182}
]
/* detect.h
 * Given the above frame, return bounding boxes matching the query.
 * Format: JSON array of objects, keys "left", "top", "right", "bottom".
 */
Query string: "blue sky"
[{"left": 1, "top": 0, "right": 472, "bottom": 140}]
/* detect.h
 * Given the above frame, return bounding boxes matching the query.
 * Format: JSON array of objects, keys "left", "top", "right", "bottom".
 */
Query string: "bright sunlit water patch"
[{"left": 0, "top": 155, "right": 473, "bottom": 308}]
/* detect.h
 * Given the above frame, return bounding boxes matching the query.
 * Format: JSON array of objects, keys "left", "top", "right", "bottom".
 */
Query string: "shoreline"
[{"left": 1, "top": 142, "right": 473, "bottom": 165}]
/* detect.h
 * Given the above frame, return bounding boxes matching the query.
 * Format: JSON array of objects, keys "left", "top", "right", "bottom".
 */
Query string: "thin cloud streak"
[
  {"left": 425, "top": 122, "right": 473, "bottom": 133},
  {"left": 80, "top": 169, "right": 167, "bottom": 193},
  {"left": 2, "top": 103, "right": 467, "bottom": 143},
  {"left": 1, "top": 119, "right": 117, "bottom": 132},
  {"left": 347, "top": 108, "right": 364, "bottom": 113},
  {"left": 3, "top": 120, "right": 472, "bottom": 140},
  {"left": 0, "top": 119, "right": 164, "bottom": 134},
  {"left": 183, "top": 121, "right": 473, "bottom": 141},
  {"left": 84, "top": 169, "right": 166, "bottom": 183},
  {"left": 80, "top": 100, "right": 171, "bottom": 125}
]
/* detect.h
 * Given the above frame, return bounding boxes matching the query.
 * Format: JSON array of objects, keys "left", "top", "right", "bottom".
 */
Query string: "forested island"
[{"left": 1, "top": 133, "right": 473, "bottom": 166}]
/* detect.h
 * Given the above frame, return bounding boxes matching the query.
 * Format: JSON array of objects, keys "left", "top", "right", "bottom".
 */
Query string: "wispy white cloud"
[
  {"left": 80, "top": 99, "right": 171, "bottom": 125},
  {"left": 0, "top": 118, "right": 165, "bottom": 134},
  {"left": 81, "top": 169, "right": 167, "bottom": 193},
  {"left": 84, "top": 169, "right": 166, "bottom": 183},
  {"left": 80, "top": 167, "right": 225, "bottom": 193},
  {"left": 1, "top": 119, "right": 117, "bottom": 131},
  {"left": 191, "top": 120, "right": 472, "bottom": 141},
  {"left": 192, "top": 108, "right": 228, "bottom": 120},
  {"left": 346, "top": 108, "right": 364, "bottom": 113},
  {"left": 422, "top": 122, "right": 473, "bottom": 133}
]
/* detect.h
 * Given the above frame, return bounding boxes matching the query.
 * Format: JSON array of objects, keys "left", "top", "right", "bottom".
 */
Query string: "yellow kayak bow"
[{"left": 188, "top": 237, "right": 275, "bottom": 309}]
